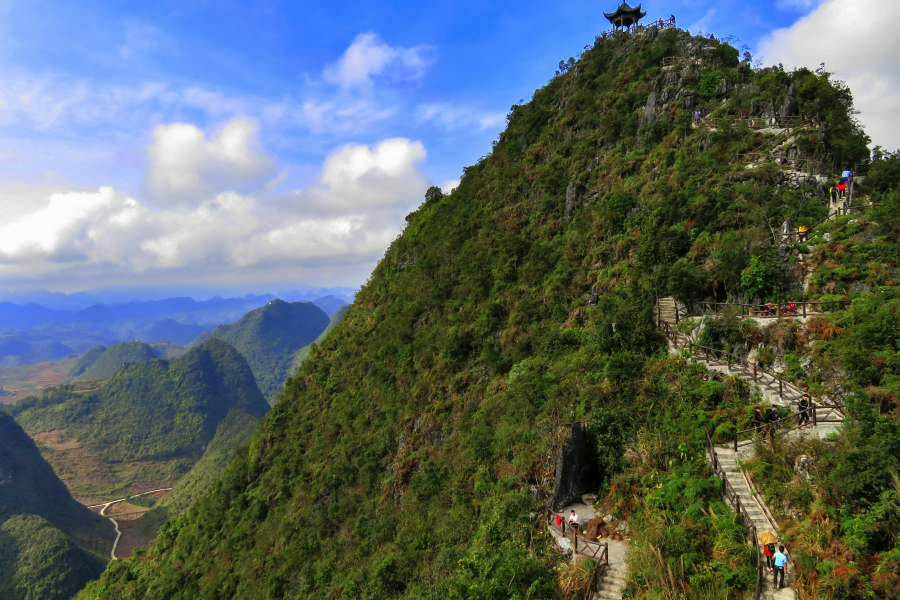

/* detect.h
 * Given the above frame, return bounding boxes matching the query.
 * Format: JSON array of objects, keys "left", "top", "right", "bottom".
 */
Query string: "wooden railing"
[
  {"left": 659, "top": 299, "right": 849, "bottom": 324},
  {"left": 705, "top": 428, "right": 764, "bottom": 600},
  {"left": 546, "top": 510, "right": 610, "bottom": 599},
  {"left": 731, "top": 401, "right": 845, "bottom": 451},
  {"left": 582, "top": 543, "right": 610, "bottom": 600},
  {"left": 659, "top": 319, "right": 806, "bottom": 405}
]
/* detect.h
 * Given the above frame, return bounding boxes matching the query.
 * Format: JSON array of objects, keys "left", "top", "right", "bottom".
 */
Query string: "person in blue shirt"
[{"left": 773, "top": 545, "right": 789, "bottom": 588}]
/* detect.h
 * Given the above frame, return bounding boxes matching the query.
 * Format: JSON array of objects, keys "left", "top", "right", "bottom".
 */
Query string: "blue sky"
[{"left": 0, "top": 0, "right": 894, "bottom": 296}]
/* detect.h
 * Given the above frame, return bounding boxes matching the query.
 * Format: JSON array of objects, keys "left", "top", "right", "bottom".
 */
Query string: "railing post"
[
  {"left": 574, "top": 535, "right": 578, "bottom": 553},
  {"left": 753, "top": 363, "right": 757, "bottom": 382},
  {"left": 803, "top": 302, "right": 806, "bottom": 318},
  {"left": 675, "top": 305, "right": 679, "bottom": 325},
  {"left": 779, "top": 378, "right": 783, "bottom": 397},
  {"left": 734, "top": 431, "right": 738, "bottom": 452},
  {"left": 812, "top": 401, "right": 817, "bottom": 426},
  {"left": 728, "top": 354, "right": 731, "bottom": 370}
]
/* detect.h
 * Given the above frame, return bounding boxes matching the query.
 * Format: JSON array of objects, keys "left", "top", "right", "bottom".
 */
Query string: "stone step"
[{"left": 594, "top": 588, "right": 623, "bottom": 600}]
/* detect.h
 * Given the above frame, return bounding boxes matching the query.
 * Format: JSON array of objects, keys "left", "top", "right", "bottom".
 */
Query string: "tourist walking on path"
[
  {"left": 773, "top": 545, "right": 789, "bottom": 589},
  {"left": 753, "top": 407, "right": 766, "bottom": 433},
  {"left": 798, "top": 394, "right": 811, "bottom": 428},
  {"left": 764, "top": 542, "right": 775, "bottom": 571},
  {"left": 798, "top": 224, "right": 808, "bottom": 243},
  {"left": 766, "top": 405, "right": 781, "bottom": 430},
  {"left": 760, "top": 530, "right": 778, "bottom": 572}
]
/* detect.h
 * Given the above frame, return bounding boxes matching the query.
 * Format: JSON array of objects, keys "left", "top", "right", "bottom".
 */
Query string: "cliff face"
[{"left": 80, "top": 26, "right": 882, "bottom": 600}]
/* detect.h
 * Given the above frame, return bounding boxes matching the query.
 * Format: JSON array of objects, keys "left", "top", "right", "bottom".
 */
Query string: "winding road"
[{"left": 89, "top": 488, "right": 173, "bottom": 560}]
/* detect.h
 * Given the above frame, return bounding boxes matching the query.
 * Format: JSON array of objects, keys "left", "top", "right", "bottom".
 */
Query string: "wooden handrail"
[
  {"left": 679, "top": 299, "right": 848, "bottom": 319},
  {"left": 705, "top": 428, "right": 764, "bottom": 600}
]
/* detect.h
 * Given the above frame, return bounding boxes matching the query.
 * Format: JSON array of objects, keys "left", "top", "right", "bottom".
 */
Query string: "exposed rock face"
[
  {"left": 549, "top": 422, "right": 592, "bottom": 511},
  {"left": 565, "top": 174, "right": 578, "bottom": 218},
  {"left": 715, "top": 77, "right": 733, "bottom": 98}
]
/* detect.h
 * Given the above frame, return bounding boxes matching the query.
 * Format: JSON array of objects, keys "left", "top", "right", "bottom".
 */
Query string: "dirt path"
[
  {"left": 90, "top": 488, "right": 172, "bottom": 560},
  {"left": 99, "top": 502, "right": 122, "bottom": 560}
]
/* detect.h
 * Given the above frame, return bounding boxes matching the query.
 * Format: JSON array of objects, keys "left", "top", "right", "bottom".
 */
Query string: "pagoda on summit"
[{"left": 604, "top": 2, "right": 647, "bottom": 31}]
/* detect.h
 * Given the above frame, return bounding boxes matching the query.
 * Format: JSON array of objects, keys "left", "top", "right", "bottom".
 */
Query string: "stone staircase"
[
  {"left": 713, "top": 445, "right": 796, "bottom": 600},
  {"left": 657, "top": 298, "right": 851, "bottom": 600},
  {"left": 592, "top": 539, "right": 628, "bottom": 600}
]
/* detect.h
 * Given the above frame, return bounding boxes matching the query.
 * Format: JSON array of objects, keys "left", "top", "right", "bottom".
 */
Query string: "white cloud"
[
  {"left": 301, "top": 138, "right": 428, "bottom": 211},
  {"left": 0, "top": 134, "right": 431, "bottom": 281},
  {"left": 441, "top": 179, "right": 460, "bottom": 193},
  {"left": 323, "top": 32, "right": 436, "bottom": 88},
  {"left": 758, "top": 0, "right": 900, "bottom": 149},
  {"left": 146, "top": 118, "right": 275, "bottom": 203},
  {"left": 0, "top": 187, "right": 137, "bottom": 260}
]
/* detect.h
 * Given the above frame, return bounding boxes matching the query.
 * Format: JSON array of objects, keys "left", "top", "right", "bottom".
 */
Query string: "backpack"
[{"left": 767, "top": 543, "right": 776, "bottom": 554}]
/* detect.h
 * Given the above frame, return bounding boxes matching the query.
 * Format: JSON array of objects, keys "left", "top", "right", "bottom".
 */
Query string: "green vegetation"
[
  {"left": 79, "top": 27, "right": 891, "bottom": 600},
  {"left": 0, "top": 414, "right": 112, "bottom": 599},
  {"left": 194, "top": 299, "right": 330, "bottom": 403},
  {"left": 291, "top": 303, "right": 350, "bottom": 368},
  {"left": 133, "top": 408, "right": 260, "bottom": 541},
  {"left": 0, "top": 515, "right": 106, "bottom": 600},
  {"left": 6, "top": 339, "right": 268, "bottom": 493},
  {"left": 66, "top": 341, "right": 161, "bottom": 382}
]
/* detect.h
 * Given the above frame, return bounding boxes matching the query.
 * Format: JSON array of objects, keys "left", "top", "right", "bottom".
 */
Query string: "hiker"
[
  {"left": 783, "top": 302, "right": 797, "bottom": 315},
  {"left": 752, "top": 406, "right": 766, "bottom": 433},
  {"left": 773, "top": 545, "right": 789, "bottom": 589},
  {"left": 842, "top": 168, "right": 853, "bottom": 184},
  {"left": 766, "top": 405, "right": 781, "bottom": 429},
  {"left": 773, "top": 111, "right": 781, "bottom": 126},
  {"left": 694, "top": 109, "right": 702, "bottom": 125},
  {"left": 798, "top": 224, "right": 808, "bottom": 243},
  {"left": 658, "top": 17, "right": 664, "bottom": 27},
  {"left": 798, "top": 394, "right": 811, "bottom": 428},
  {"left": 568, "top": 510, "right": 580, "bottom": 530},
  {"left": 837, "top": 179, "right": 847, "bottom": 200},
  {"left": 830, "top": 186, "right": 837, "bottom": 204},
  {"left": 764, "top": 541, "right": 776, "bottom": 571}
]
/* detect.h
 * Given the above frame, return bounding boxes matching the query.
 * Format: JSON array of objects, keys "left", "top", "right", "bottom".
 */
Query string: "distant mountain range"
[
  {"left": 195, "top": 300, "right": 331, "bottom": 403},
  {"left": 0, "top": 292, "right": 351, "bottom": 368}
]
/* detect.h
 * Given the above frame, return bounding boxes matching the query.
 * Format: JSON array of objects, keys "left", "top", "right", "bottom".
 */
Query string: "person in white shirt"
[{"left": 568, "top": 510, "right": 579, "bottom": 530}]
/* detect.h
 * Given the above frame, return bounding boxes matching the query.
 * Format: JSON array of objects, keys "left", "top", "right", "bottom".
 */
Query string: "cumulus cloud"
[
  {"left": 323, "top": 32, "right": 436, "bottom": 88},
  {"left": 758, "top": 0, "right": 900, "bottom": 149},
  {"left": 301, "top": 138, "right": 428, "bottom": 211},
  {"left": 146, "top": 118, "right": 275, "bottom": 203},
  {"left": 0, "top": 135, "right": 430, "bottom": 282}
]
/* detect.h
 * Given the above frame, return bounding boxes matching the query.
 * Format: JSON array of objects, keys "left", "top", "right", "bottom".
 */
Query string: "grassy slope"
[
  {"left": 195, "top": 299, "right": 330, "bottom": 403},
  {"left": 81, "top": 28, "right": 880, "bottom": 600},
  {"left": 0, "top": 414, "right": 112, "bottom": 600},
  {"left": 66, "top": 341, "right": 161, "bottom": 382},
  {"left": 133, "top": 408, "right": 260, "bottom": 541},
  {"left": 291, "top": 304, "right": 350, "bottom": 369}
]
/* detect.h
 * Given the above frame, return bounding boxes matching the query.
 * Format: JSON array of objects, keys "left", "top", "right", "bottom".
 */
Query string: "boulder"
[
  {"left": 715, "top": 77, "right": 733, "bottom": 98},
  {"left": 549, "top": 422, "right": 593, "bottom": 511},
  {"left": 794, "top": 454, "right": 813, "bottom": 479}
]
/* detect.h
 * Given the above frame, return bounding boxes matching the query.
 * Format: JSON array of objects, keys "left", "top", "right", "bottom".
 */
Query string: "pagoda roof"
[{"left": 604, "top": 2, "right": 647, "bottom": 26}]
